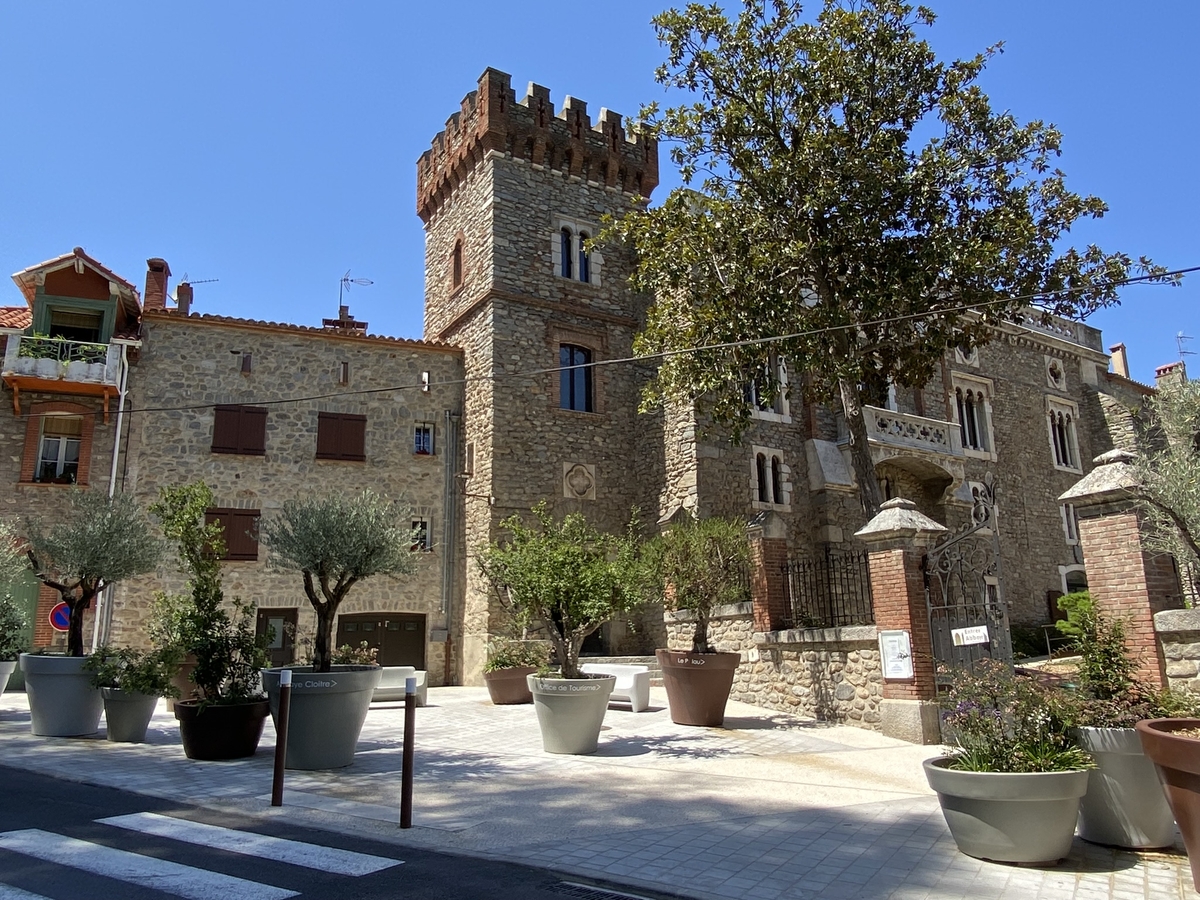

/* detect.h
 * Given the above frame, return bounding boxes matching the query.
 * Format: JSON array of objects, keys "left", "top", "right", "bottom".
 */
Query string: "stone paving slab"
[{"left": 0, "top": 687, "right": 1194, "bottom": 899}]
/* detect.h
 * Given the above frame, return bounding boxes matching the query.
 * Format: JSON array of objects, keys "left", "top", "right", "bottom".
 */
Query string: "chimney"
[
  {"left": 1109, "top": 343, "right": 1130, "bottom": 379},
  {"left": 175, "top": 282, "right": 193, "bottom": 316},
  {"left": 144, "top": 258, "right": 171, "bottom": 311},
  {"left": 1155, "top": 361, "right": 1188, "bottom": 390}
]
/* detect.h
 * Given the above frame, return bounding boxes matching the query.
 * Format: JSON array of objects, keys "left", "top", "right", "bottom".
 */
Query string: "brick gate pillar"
[
  {"left": 747, "top": 511, "right": 789, "bottom": 633},
  {"left": 1060, "top": 449, "right": 1185, "bottom": 688},
  {"left": 855, "top": 498, "right": 948, "bottom": 744}
]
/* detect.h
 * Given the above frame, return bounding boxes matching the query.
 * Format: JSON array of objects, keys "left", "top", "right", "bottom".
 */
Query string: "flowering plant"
[{"left": 940, "top": 659, "right": 1092, "bottom": 773}]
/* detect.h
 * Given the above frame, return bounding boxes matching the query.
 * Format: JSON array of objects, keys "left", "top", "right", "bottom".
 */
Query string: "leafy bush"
[
  {"left": 331, "top": 642, "right": 379, "bottom": 667},
  {"left": 1009, "top": 625, "right": 1049, "bottom": 661},
  {"left": 84, "top": 646, "right": 182, "bottom": 697},
  {"left": 0, "top": 594, "right": 27, "bottom": 662},
  {"left": 484, "top": 639, "right": 549, "bottom": 674},
  {"left": 1053, "top": 590, "right": 1096, "bottom": 642}
]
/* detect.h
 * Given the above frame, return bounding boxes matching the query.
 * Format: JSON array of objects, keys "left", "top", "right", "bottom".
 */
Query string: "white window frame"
[
  {"left": 1061, "top": 503, "right": 1079, "bottom": 545},
  {"left": 36, "top": 415, "right": 83, "bottom": 484},
  {"left": 414, "top": 422, "right": 434, "bottom": 456},
  {"left": 1046, "top": 397, "right": 1082, "bottom": 472},
  {"left": 750, "top": 445, "right": 791, "bottom": 511},
  {"left": 748, "top": 356, "right": 791, "bottom": 423},
  {"left": 551, "top": 215, "right": 602, "bottom": 287},
  {"left": 411, "top": 518, "right": 432, "bottom": 552},
  {"left": 949, "top": 372, "right": 996, "bottom": 460}
]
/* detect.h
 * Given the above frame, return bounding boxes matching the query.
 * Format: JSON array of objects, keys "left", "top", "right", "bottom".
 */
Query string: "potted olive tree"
[
  {"left": 479, "top": 502, "right": 647, "bottom": 754},
  {"left": 649, "top": 515, "right": 749, "bottom": 727},
  {"left": 0, "top": 521, "right": 27, "bottom": 699},
  {"left": 259, "top": 490, "right": 417, "bottom": 769},
  {"left": 21, "top": 490, "right": 160, "bottom": 737},
  {"left": 84, "top": 646, "right": 181, "bottom": 743},
  {"left": 924, "top": 659, "right": 1093, "bottom": 864},
  {"left": 153, "top": 483, "right": 272, "bottom": 760}
]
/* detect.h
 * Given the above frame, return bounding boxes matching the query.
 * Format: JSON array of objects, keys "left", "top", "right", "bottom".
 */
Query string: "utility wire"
[{"left": 15, "top": 265, "right": 1196, "bottom": 421}]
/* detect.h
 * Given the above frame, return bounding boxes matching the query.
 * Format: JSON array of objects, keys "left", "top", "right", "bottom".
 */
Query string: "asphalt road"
[{"left": 0, "top": 765, "right": 680, "bottom": 900}]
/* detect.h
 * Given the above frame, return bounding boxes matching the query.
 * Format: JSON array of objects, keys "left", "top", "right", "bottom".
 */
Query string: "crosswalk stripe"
[
  {"left": 0, "top": 830, "right": 298, "bottom": 900},
  {"left": 0, "top": 885, "right": 52, "bottom": 900},
  {"left": 98, "top": 812, "right": 403, "bottom": 876}
]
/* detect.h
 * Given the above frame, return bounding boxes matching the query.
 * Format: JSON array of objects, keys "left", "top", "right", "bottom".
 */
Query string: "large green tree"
[
  {"left": 608, "top": 0, "right": 1175, "bottom": 515},
  {"left": 1134, "top": 380, "right": 1200, "bottom": 580}
]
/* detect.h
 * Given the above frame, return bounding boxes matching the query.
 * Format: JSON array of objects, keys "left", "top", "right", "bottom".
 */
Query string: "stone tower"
[{"left": 418, "top": 68, "right": 662, "bottom": 682}]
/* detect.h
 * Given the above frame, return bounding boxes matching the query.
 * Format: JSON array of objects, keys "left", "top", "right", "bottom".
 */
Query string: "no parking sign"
[{"left": 49, "top": 602, "right": 70, "bottom": 632}]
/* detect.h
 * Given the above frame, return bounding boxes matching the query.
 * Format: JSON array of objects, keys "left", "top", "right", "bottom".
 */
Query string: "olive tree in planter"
[
  {"left": 259, "top": 490, "right": 417, "bottom": 769},
  {"left": 83, "top": 646, "right": 181, "bottom": 743},
  {"left": 0, "top": 521, "right": 28, "bottom": 698},
  {"left": 479, "top": 502, "right": 647, "bottom": 754},
  {"left": 649, "top": 515, "right": 749, "bottom": 727},
  {"left": 152, "top": 483, "right": 272, "bottom": 760},
  {"left": 21, "top": 490, "right": 160, "bottom": 737}
]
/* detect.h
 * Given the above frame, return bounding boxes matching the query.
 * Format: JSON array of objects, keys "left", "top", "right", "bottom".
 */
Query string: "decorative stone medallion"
[{"left": 562, "top": 462, "right": 596, "bottom": 501}]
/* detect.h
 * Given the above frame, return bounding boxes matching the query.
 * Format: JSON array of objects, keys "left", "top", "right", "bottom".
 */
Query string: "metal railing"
[
  {"left": 16, "top": 335, "right": 109, "bottom": 364},
  {"left": 782, "top": 547, "right": 874, "bottom": 629}
]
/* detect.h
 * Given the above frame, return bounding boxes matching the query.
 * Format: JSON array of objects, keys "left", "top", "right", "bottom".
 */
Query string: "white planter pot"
[
  {"left": 19, "top": 653, "right": 103, "bottom": 737},
  {"left": 262, "top": 665, "right": 382, "bottom": 769},
  {"left": 1077, "top": 726, "right": 1177, "bottom": 848},
  {"left": 924, "top": 756, "right": 1090, "bottom": 864},
  {"left": 528, "top": 674, "right": 616, "bottom": 755},
  {"left": 0, "top": 660, "right": 16, "bottom": 700},
  {"left": 101, "top": 688, "right": 159, "bottom": 743}
]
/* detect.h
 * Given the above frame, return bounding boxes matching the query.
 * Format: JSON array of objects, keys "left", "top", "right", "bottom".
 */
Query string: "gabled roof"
[{"left": 10, "top": 247, "right": 140, "bottom": 308}]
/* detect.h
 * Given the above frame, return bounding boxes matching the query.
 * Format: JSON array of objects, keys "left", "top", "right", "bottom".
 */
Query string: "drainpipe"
[
  {"left": 91, "top": 341, "right": 131, "bottom": 652},
  {"left": 441, "top": 409, "right": 461, "bottom": 685}
]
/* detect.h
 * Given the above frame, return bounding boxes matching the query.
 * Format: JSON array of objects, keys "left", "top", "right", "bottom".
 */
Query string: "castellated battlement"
[{"left": 417, "top": 68, "right": 659, "bottom": 223}]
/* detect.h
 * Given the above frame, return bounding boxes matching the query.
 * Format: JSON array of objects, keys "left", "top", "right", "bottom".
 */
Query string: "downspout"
[
  {"left": 92, "top": 341, "right": 131, "bottom": 652},
  {"left": 441, "top": 409, "right": 461, "bottom": 685}
]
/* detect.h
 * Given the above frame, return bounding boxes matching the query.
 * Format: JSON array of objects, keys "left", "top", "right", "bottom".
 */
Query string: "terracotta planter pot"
[
  {"left": 484, "top": 666, "right": 536, "bottom": 704},
  {"left": 1136, "top": 718, "right": 1200, "bottom": 886},
  {"left": 656, "top": 648, "right": 740, "bottom": 727},
  {"left": 924, "top": 756, "right": 1090, "bottom": 864},
  {"left": 174, "top": 699, "right": 269, "bottom": 760}
]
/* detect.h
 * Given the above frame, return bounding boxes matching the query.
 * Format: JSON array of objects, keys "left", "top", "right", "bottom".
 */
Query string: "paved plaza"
[{"left": 0, "top": 686, "right": 1193, "bottom": 899}]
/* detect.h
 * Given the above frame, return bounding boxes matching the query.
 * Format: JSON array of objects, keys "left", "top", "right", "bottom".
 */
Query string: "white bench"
[
  {"left": 371, "top": 667, "right": 428, "bottom": 706},
  {"left": 580, "top": 663, "right": 650, "bottom": 712}
]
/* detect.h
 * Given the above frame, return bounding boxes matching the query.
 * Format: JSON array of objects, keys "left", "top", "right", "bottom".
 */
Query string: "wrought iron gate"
[{"left": 924, "top": 474, "right": 1012, "bottom": 686}]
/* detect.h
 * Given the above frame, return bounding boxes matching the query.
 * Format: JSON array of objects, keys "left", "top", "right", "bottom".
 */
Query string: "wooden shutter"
[
  {"left": 205, "top": 508, "right": 260, "bottom": 560},
  {"left": 213, "top": 405, "right": 267, "bottom": 455},
  {"left": 212, "top": 407, "right": 240, "bottom": 453},
  {"left": 317, "top": 412, "right": 366, "bottom": 461}
]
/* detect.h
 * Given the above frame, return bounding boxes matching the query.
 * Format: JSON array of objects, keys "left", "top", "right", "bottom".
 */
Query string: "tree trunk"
[
  {"left": 312, "top": 604, "right": 336, "bottom": 673},
  {"left": 692, "top": 612, "right": 711, "bottom": 654},
  {"left": 839, "top": 377, "right": 884, "bottom": 518},
  {"left": 67, "top": 596, "right": 89, "bottom": 658}
]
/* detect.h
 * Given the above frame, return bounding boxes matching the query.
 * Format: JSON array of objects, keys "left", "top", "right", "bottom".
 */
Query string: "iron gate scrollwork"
[{"left": 924, "top": 474, "right": 1012, "bottom": 686}]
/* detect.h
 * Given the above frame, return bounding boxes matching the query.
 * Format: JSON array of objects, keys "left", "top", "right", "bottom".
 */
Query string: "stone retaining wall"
[
  {"left": 1155, "top": 608, "right": 1200, "bottom": 696},
  {"left": 666, "top": 602, "right": 883, "bottom": 729}
]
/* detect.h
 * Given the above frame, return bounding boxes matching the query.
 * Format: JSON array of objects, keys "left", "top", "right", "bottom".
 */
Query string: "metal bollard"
[
  {"left": 400, "top": 675, "right": 415, "bottom": 828},
  {"left": 271, "top": 669, "right": 292, "bottom": 807}
]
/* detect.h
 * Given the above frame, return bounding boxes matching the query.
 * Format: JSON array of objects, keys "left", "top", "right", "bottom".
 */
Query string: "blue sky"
[{"left": 1, "top": 2, "right": 1195, "bottom": 384}]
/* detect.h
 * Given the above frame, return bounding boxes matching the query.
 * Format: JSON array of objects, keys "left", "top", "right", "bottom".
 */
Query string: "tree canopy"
[
  {"left": 260, "top": 490, "right": 417, "bottom": 673},
  {"left": 607, "top": 0, "right": 1175, "bottom": 515}
]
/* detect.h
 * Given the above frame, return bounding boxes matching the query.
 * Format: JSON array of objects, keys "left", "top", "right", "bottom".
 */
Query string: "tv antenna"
[
  {"left": 1178, "top": 332, "right": 1195, "bottom": 358},
  {"left": 339, "top": 270, "right": 373, "bottom": 306},
  {"left": 179, "top": 273, "right": 219, "bottom": 285}
]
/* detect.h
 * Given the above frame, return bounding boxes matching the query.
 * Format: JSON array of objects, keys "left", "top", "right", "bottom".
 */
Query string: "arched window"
[
  {"left": 771, "top": 456, "right": 783, "bottom": 505},
  {"left": 560, "top": 228, "right": 574, "bottom": 279},
  {"left": 451, "top": 240, "right": 463, "bottom": 289},
  {"left": 756, "top": 454, "right": 768, "bottom": 503},
  {"left": 559, "top": 344, "right": 593, "bottom": 412},
  {"left": 578, "top": 231, "right": 590, "bottom": 283}
]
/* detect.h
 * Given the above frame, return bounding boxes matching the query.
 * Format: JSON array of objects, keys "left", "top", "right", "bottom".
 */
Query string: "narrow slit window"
[
  {"left": 756, "top": 454, "right": 768, "bottom": 503},
  {"left": 578, "top": 231, "right": 590, "bottom": 283},
  {"left": 771, "top": 456, "right": 783, "bottom": 505},
  {"left": 560, "top": 228, "right": 574, "bottom": 279}
]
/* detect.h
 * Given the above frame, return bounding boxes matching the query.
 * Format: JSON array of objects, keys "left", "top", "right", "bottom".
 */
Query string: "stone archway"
[{"left": 874, "top": 455, "right": 956, "bottom": 526}]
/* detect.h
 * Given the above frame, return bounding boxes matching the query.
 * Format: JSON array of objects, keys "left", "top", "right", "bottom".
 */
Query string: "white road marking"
[
  {"left": 98, "top": 812, "right": 403, "bottom": 875},
  {"left": 0, "top": 830, "right": 297, "bottom": 900}
]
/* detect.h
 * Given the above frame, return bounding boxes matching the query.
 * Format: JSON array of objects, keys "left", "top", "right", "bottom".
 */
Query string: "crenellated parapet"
[{"left": 417, "top": 68, "right": 658, "bottom": 223}]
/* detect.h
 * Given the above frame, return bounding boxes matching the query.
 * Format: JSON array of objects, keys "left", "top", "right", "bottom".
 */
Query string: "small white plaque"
[
  {"left": 951, "top": 625, "right": 990, "bottom": 647},
  {"left": 878, "top": 630, "right": 914, "bottom": 680}
]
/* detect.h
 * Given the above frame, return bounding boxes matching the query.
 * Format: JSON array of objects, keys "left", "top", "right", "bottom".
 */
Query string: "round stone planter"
[
  {"left": 0, "top": 659, "right": 16, "bottom": 700},
  {"left": 1076, "top": 726, "right": 1176, "bottom": 849},
  {"left": 528, "top": 674, "right": 616, "bottom": 755},
  {"left": 101, "top": 688, "right": 160, "bottom": 743},
  {"left": 484, "top": 666, "right": 536, "bottom": 704},
  {"left": 656, "top": 648, "right": 740, "bottom": 727},
  {"left": 175, "top": 699, "right": 270, "bottom": 760},
  {"left": 19, "top": 653, "right": 104, "bottom": 737},
  {"left": 923, "top": 756, "right": 1090, "bottom": 864},
  {"left": 262, "top": 665, "right": 382, "bottom": 770},
  {"left": 1136, "top": 718, "right": 1200, "bottom": 887}
]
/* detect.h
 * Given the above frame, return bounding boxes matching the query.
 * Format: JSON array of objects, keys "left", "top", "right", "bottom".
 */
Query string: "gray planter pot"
[
  {"left": 923, "top": 756, "right": 1090, "bottom": 864},
  {"left": 19, "top": 653, "right": 103, "bottom": 737},
  {"left": 1077, "top": 726, "right": 1177, "bottom": 848},
  {"left": 528, "top": 674, "right": 616, "bottom": 755},
  {"left": 0, "top": 660, "right": 16, "bottom": 700},
  {"left": 101, "top": 688, "right": 159, "bottom": 743},
  {"left": 262, "top": 665, "right": 382, "bottom": 770}
]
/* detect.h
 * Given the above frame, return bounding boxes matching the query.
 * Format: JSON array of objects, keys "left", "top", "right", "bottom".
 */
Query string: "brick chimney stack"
[
  {"left": 1109, "top": 343, "right": 1130, "bottom": 379},
  {"left": 144, "top": 258, "right": 171, "bottom": 311},
  {"left": 175, "top": 282, "right": 193, "bottom": 316},
  {"left": 1155, "top": 361, "right": 1188, "bottom": 389}
]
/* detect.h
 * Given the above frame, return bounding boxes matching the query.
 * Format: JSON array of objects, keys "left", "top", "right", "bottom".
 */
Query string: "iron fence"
[{"left": 782, "top": 547, "right": 874, "bottom": 629}]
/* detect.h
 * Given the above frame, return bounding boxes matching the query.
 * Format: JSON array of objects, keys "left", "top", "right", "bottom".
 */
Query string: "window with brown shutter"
[
  {"left": 205, "top": 508, "right": 261, "bottom": 561},
  {"left": 316, "top": 412, "right": 367, "bottom": 461},
  {"left": 212, "top": 405, "right": 267, "bottom": 455}
]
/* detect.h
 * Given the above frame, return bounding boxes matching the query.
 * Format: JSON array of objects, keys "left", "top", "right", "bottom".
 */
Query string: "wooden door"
[{"left": 256, "top": 608, "right": 297, "bottom": 667}]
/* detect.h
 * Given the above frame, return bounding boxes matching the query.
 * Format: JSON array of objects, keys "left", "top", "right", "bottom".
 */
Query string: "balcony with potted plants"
[{"left": 1, "top": 333, "right": 122, "bottom": 414}]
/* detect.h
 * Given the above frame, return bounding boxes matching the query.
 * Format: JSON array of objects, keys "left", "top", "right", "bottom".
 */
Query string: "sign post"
[
  {"left": 400, "top": 675, "right": 415, "bottom": 828},
  {"left": 271, "top": 669, "right": 292, "bottom": 807}
]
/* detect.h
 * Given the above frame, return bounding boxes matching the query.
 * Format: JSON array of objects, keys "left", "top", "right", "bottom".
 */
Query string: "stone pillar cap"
[
  {"left": 1058, "top": 448, "right": 1141, "bottom": 505},
  {"left": 854, "top": 498, "right": 949, "bottom": 544}
]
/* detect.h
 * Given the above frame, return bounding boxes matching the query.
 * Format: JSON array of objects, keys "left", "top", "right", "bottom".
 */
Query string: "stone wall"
[
  {"left": 1155, "top": 609, "right": 1200, "bottom": 696},
  {"left": 666, "top": 602, "right": 883, "bottom": 730}
]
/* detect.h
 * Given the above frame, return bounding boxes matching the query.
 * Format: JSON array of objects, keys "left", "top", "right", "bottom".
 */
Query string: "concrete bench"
[
  {"left": 580, "top": 663, "right": 650, "bottom": 712},
  {"left": 371, "top": 667, "right": 428, "bottom": 706}
]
